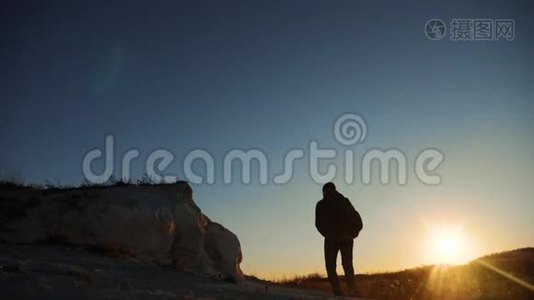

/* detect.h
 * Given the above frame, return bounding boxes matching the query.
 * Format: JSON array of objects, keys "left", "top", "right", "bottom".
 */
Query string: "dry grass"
[
  {"left": 0, "top": 175, "right": 182, "bottom": 193},
  {"left": 276, "top": 248, "right": 534, "bottom": 299}
]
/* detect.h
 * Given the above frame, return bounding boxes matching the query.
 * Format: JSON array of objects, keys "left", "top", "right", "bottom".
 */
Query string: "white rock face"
[{"left": 0, "top": 182, "right": 243, "bottom": 281}]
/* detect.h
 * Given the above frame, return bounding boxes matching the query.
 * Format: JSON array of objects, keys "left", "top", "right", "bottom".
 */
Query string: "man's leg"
[
  {"left": 324, "top": 238, "right": 342, "bottom": 295},
  {"left": 340, "top": 239, "right": 356, "bottom": 291}
]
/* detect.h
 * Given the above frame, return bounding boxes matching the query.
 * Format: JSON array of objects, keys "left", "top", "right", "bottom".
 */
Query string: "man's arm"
[
  {"left": 315, "top": 202, "right": 327, "bottom": 237},
  {"left": 343, "top": 198, "right": 362, "bottom": 236}
]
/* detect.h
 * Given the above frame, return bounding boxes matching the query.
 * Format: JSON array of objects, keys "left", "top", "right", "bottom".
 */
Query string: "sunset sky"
[{"left": 2, "top": 1, "right": 534, "bottom": 278}]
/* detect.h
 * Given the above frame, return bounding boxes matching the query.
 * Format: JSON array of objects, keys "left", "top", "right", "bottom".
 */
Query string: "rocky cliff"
[{"left": 0, "top": 181, "right": 243, "bottom": 281}]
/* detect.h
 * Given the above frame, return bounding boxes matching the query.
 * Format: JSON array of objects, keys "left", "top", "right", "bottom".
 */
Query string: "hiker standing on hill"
[{"left": 315, "top": 182, "right": 363, "bottom": 296}]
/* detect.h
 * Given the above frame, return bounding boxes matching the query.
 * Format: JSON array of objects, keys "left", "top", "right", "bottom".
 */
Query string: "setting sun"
[
  {"left": 424, "top": 224, "right": 475, "bottom": 265},
  {"left": 438, "top": 235, "right": 459, "bottom": 260}
]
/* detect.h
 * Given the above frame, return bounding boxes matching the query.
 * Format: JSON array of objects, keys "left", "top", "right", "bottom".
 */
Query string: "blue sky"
[{"left": 1, "top": 0, "right": 534, "bottom": 277}]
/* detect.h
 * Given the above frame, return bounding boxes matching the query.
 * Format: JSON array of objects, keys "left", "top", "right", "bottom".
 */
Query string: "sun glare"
[
  {"left": 424, "top": 224, "right": 474, "bottom": 265},
  {"left": 438, "top": 235, "right": 459, "bottom": 260}
]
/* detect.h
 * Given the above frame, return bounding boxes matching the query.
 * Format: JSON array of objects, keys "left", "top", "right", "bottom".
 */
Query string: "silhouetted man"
[{"left": 315, "top": 182, "right": 363, "bottom": 296}]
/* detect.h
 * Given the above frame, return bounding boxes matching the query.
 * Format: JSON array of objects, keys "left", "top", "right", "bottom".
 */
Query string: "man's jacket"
[{"left": 315, "top": 191, "right": 363, "bottom": 239}]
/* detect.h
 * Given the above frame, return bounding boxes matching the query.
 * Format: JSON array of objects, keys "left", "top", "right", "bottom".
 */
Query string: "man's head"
[{"left": 322, "top": 182, "right": 336, "bottom": 198}]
